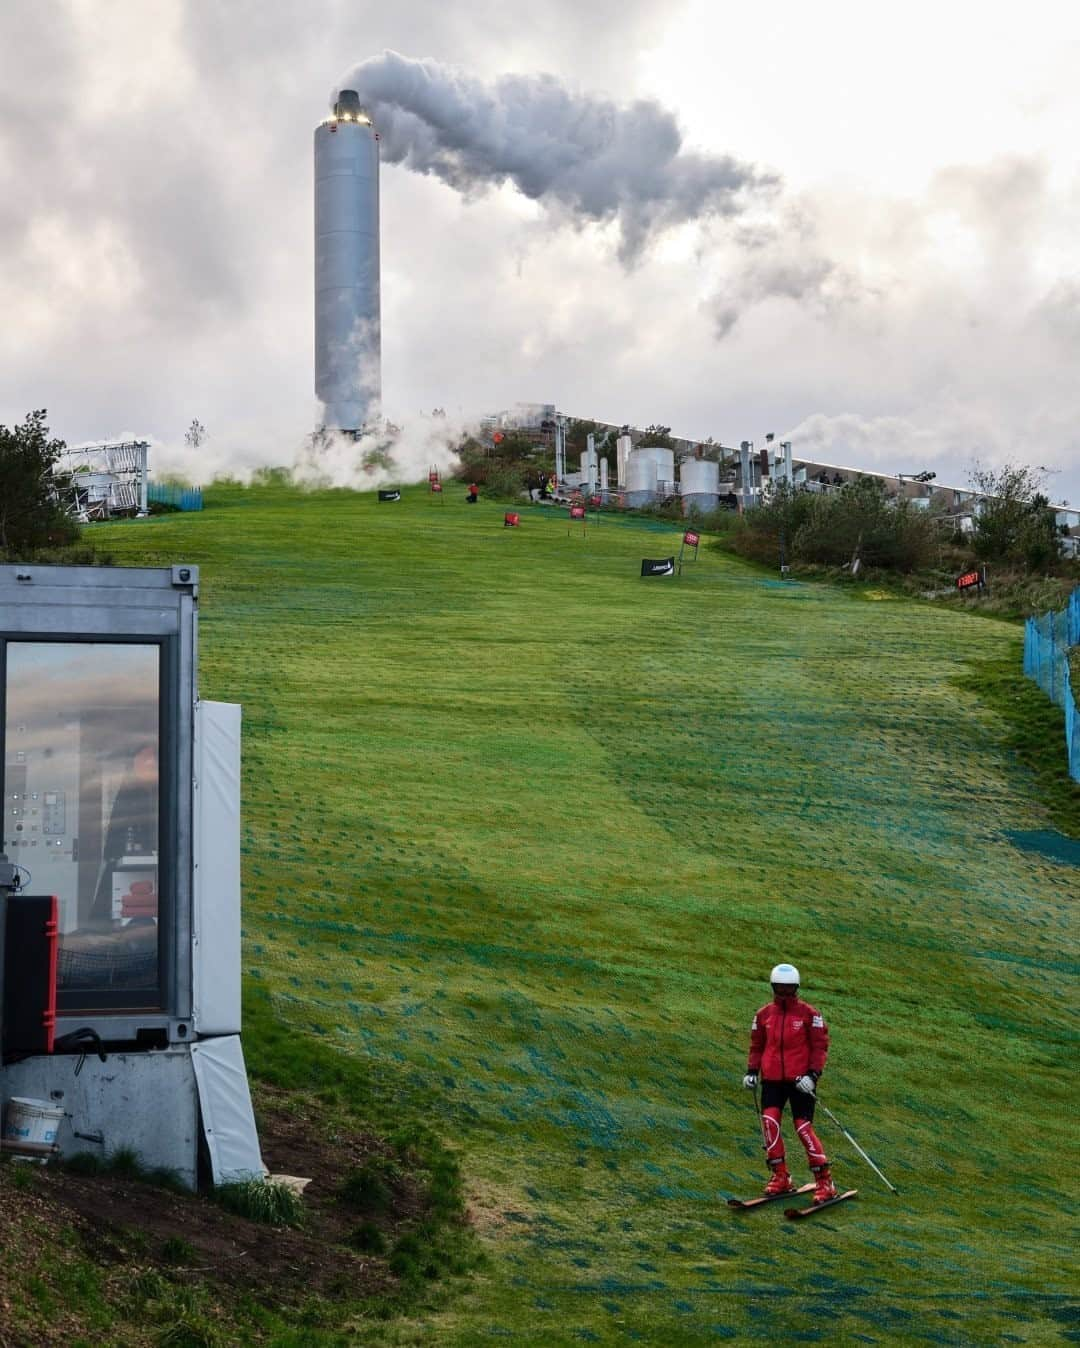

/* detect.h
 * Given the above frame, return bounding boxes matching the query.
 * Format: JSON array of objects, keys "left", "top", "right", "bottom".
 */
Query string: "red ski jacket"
[{"left": 747, "top": 996, "right": 829, "bottom": 1081}]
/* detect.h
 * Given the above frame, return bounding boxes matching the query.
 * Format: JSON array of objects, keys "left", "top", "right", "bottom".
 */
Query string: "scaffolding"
[{"left": 56, "top": 441, "right": 150, "bottom": 521}]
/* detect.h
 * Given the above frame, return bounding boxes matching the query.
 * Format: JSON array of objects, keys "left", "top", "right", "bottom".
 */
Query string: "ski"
[
  {"left": 727, "top": 1181, "right": 815, "bottom": 1211},
  {"left": 784, "top": 1189, "right": 858, "bottom": 1219}
]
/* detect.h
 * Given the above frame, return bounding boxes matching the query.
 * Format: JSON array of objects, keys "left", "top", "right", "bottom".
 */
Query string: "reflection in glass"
[{"left": 2, "top": 642, "right": 160, "bottom": 1007}]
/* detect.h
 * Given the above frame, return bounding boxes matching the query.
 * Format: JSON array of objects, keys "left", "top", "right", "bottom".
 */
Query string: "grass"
[
  {"left": 78, "top": 480, "right": 1080, "bottom": 1345},
  {"left": 212, "top": 1178, "right": 305, "bottom": 1227}
]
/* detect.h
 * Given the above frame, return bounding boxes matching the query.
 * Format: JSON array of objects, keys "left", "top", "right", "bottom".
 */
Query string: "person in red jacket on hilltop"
[{"left": 743, "top": 962, "right": 837, "bottom": 1203}]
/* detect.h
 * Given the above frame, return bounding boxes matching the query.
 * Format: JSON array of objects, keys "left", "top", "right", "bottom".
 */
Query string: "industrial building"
[{"left": 486, "top": 406, "right": 1080, "bottom": 544}]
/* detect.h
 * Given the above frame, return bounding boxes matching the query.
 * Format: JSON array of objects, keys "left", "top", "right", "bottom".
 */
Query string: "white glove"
[
  {"left": 795, "top": 1074, "right": 817, "bottom": 1095},
  {"left": 743, "top": 1072, "right": 758, "bottom": 1089}
]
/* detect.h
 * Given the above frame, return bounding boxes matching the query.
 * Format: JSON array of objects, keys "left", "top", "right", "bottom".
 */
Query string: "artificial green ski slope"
[{"left": 96, "top": 483, "right": 1077, "bottom": 1346}]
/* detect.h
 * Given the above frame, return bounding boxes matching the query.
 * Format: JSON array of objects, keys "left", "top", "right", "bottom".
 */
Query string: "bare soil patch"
[{"left": 0, "top": 1083, "right": 431, "bottom": 1315}]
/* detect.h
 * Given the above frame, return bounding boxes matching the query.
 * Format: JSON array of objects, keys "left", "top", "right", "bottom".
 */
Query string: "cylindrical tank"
[
  {"left": 649, "top": 447, "right": 675, "bottom": 497},
  {"left": 679, "top": 458, "right": 720, "bottom": 514},
  {"left": 625, "top": 449, "right": 658, "bottom": 508},
  {"left": 315, "top": 90, "right": 381, "bottom": 432},
  {"left": 616, "top": 434, "right": 632, "bottom": 487}
]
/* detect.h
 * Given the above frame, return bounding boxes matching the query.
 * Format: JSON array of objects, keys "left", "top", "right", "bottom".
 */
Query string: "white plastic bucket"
[{"left": 3, "top": 1097, "right": 64, "bottom": 1148}]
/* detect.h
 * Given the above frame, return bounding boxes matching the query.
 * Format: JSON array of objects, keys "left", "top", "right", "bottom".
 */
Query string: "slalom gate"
[{"left": 1023, "top": 586, "right": 1080, "bottom": 782}]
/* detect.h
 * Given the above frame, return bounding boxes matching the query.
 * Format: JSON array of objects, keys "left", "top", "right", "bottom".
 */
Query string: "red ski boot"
[
  {"left": 764, "top": 1162, "right": 796, "bottom": 1196},
  {"left": 811, "top": 1165, "right": 837, "bottom": 1204}
]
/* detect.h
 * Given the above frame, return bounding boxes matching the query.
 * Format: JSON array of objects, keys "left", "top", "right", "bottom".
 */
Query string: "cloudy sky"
[{"left": 2, "top": 0, "right": 1079, "bottom": 502}]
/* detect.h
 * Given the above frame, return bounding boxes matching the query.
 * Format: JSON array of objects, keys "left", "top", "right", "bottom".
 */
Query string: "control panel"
[{"left": 4, "top": 755, "right": 80, "bottom": 933}]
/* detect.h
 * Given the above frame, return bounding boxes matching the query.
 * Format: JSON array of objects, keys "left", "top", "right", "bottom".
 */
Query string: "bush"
[
  {"left": 732, "top": 478, "right": 938, "bottom": 573},
  {"left": 339, "top": 1157, "right": 403, "bottom": 1213},
  {"left": 346, "top": 1220, "right": 387, "bottom": 1253}
]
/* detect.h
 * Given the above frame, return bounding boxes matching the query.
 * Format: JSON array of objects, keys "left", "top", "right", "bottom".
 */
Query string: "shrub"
[
  {"left": 346, "top": 1220, "right": 387, "bottom": 1253},
  {"left": 160, "top": 1235, "right": 195, "bottom": 1265},
  {"left": 733, "top": 478, "right": 938, "bottom": 573},
  {"left": 213, "top": 1177, "right": 305, "bottom": 1227},
  {"left": 339, "top": 1157, "right": 403, "bottom": 1213}
]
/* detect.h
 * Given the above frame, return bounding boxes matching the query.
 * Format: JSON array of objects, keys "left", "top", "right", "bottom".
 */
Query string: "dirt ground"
[{"left": 0, "top": 1084, "right": 425, "bottom": 1316}]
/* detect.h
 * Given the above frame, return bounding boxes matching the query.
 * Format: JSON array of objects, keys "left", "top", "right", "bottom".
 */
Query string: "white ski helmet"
[{"left": 770, "top": 963, "right": 800, "bottom": 986}]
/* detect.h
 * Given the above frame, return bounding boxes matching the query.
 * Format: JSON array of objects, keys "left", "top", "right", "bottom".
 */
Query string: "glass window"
[{"left": 3, "top": 642, "right": 162, "bottom": 1009}]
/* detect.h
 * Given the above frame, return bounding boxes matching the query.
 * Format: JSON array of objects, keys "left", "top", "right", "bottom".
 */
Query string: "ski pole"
[
  {"left": 752, "top": 1081, "right": 765, "bottom": 1152},
  {"left": 814, "top": 1095, "right": 900, "bottom": 1195}
]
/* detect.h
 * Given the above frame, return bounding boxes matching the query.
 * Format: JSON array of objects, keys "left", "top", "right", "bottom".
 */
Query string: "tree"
[
  {"left": 0, "top": 410, "right": 79, "bottom": 554},
  {"left": 566, "top": 419, "right": 604, "bottom": 457},
  {"left": 641, "top": 424, "right": 675, "bottom": 449},
  {"left": 489, "top": 431, "right": 537, "bottom": 462},
  {"left": 969, "top": 461, "right": 1061, "bottom": 568},
  {"left": 185, "top": 418, "right": 207, "bottom": 449}
]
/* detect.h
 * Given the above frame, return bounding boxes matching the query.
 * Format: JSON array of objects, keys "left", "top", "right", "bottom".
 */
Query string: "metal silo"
[
  {"left": 679, "top": 458, "right": 720, "bottom": 514},
  {"left": 315, "top": 90, "right": 381, "bottom": 433},
  {"left": 625, "top": 449, "right": 659, "bottom": 508}
]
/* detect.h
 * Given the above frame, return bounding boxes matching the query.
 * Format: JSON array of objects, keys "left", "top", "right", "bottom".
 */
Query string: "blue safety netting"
[
  {"left": 1023, "top": 587, "right": 1080, "bottom": 782},
  {"left": 148, "top": 482, "right": 203, "bottom": 511}
]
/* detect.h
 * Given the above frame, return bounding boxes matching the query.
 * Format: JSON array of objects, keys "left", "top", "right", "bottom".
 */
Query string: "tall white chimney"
[{"left": 314, "top": 90, "right": 381, "bottom": 433}]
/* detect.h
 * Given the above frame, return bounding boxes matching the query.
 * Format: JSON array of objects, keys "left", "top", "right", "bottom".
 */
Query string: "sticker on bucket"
[{"left": 4, "top": 1097, "right": 63, "bottom": 1147}]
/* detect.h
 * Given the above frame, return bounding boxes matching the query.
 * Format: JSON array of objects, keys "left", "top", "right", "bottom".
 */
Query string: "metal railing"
[{"left": 1023, "top": 587, "right": 1080, "bottom": 782}]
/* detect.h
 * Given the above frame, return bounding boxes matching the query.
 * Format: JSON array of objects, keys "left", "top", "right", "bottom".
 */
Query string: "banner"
[
  {"left": 378, "top": 489, "right": 401, "bottom": 502},
  {"left": 569, "top": 505, "right": 586, "bottom": 519},
  {"left": 956, "top": 569, "right": 984, "bottom": 591},
  {"left": 641, "top": 557, "right": 675, "bottom": 578}
]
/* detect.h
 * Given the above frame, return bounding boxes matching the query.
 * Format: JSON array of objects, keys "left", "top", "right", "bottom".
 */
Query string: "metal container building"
[
  {"left": 315, "top": 90, "right": 381, "bottom": 433},
  {"left": 1, "top": 565, "right": 262, "bottom": 1189}
]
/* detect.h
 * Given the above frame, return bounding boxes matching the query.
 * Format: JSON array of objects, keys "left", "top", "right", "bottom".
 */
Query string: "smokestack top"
[{"left": 320, "top": 89, "right": 373, "bottom": 127}]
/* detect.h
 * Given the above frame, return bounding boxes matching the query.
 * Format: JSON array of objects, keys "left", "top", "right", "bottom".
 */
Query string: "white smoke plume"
[
  {"left": 293, "top": 412, "right": 468, "bottom": 491},
  {"left": 335, "top": 50, "right": 777, "bottom": 263}
]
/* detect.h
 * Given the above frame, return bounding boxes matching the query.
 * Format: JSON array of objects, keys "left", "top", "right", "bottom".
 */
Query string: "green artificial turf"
[{"left": 93, "top": 483, "right": 1078, "bottom": 1345}]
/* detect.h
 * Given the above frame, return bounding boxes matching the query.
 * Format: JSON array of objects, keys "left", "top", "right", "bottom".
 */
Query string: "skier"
[{"left": 743, "top": 963, "right": 837, "bottom": 1203}]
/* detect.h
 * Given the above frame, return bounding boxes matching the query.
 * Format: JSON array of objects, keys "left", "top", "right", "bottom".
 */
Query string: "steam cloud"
[{"left": 336, "top": 50, "right": 777, "bottom": 262}]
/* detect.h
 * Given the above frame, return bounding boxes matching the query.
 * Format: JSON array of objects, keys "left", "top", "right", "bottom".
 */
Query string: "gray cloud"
[
  {"left": 1, "top": 4, "right": 1079, "bottom": 506},
  {"left": 336, "top": 50, "right": 777, "bottom": 262}
]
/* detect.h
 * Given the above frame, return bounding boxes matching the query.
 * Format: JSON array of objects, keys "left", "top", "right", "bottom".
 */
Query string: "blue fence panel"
[
  {"left": 147, "top": 482, "right": 203, "bottom": 512},
  {"left": 1023, "top": 587, "right": 1080, "bottom": 783}
]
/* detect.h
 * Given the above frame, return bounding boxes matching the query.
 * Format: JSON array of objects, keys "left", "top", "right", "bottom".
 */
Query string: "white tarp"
[
  {"left": 190, "top": 1035, "right": 265, "bottom": 1183},
  {"left": 193, "top": 700, "right": 241, "bottom": 1035}
]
